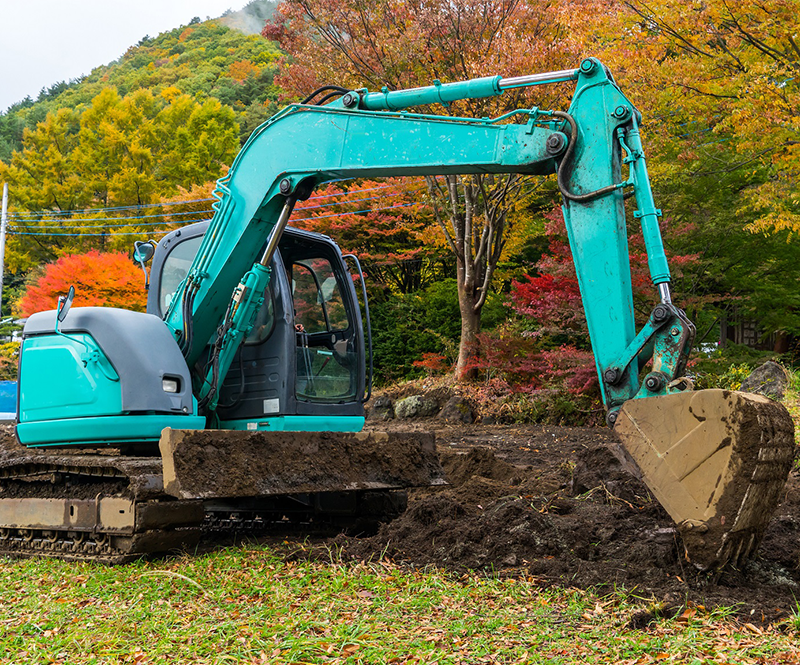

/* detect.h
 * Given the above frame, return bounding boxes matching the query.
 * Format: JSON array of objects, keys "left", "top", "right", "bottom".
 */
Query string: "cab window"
[
  {"left": 292, "top": 256, "right": 358, "bottom": 403},
  {"left": 158, "top": 235, "right": 275, "bottom": 345}
]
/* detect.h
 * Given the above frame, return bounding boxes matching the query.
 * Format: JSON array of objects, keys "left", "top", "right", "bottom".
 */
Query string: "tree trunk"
[{"left": 456, "top": 263, "right": 481, "bottom": 380}]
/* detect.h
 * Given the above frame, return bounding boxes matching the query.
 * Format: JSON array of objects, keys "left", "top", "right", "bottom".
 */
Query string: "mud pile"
[{"left": 335, "top": 423, "right": 800, "bottom": 623}]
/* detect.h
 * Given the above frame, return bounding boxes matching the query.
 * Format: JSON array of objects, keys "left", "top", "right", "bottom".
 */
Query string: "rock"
[
  {"left": 394, "top": 394, "right": 439, "bottom": 419},
  {"left": 501, "top": 553, "right": 518, "bottom": 566},
  {"left": 740, "top": 361, "right": 789, "bottom": 400},
  {"left": 437, "top": 396, "right": 475, "bottom": 424},
  {"left": 367, "top": 395, "right": 394, "bottom": 421}
]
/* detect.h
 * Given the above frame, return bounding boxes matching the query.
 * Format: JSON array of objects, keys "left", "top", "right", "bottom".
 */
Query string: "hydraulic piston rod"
[{"left": 352, "top": 67, "right": 581, "bottom": 112}]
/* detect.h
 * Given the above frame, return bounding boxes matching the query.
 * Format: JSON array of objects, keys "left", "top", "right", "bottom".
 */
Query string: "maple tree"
[
  {"left": 290, "top": 178, "right": 450, "bottom": 294},
  {"left": 16, "top": 251, "right": 146, "bottom": 317},
  {"left": 264, "top": 0, "right": 586, "bottom": 378}
]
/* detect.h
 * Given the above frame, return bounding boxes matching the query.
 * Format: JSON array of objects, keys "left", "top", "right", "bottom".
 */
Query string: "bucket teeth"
[{"left": 612, "top": 389, "right": 795, "bottom": 571}]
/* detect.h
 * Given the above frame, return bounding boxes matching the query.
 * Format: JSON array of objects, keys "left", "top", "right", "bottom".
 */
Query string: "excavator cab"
[{"left": 147, "top": 222, "right": 370, "bottom": 432}]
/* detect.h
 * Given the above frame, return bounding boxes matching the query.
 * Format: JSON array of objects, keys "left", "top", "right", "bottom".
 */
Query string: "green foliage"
[
  {"left": 369, "top": 280, "right": 507, "bottom": 384},
  {"left": 421, "top": 279, "right": 507, "bottom": 340},
  {"left": 0, "top": 88, "right": 239, "bottom": 269},
  {"left": 0, "top": 341, "right": 19, "bottom": 380},
  {"left": 696, "top": 363, "right": 753, "bottom": 391},
  {"left": 690, "top": 343, "right": 778, "bottom": 390},
  {"left": 369, "top": 293, "right": 443, "bottom": 384}
]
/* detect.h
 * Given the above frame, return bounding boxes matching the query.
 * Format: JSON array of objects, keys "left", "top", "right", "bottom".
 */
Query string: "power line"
[
  {"left": 10, "top": 201, "right": 422, "bottom": 237},
  {"left": 8, "top": 180, "right": 426, "bottom": 223},
  {"left": 11, "top": 208, "right": 214, "bottom": 226},
  {"left": 11, "top": 184, "right": 427, "bottom": 235},
  {"left": 8, "top": 198, "right": 216, "bottom": 218}
]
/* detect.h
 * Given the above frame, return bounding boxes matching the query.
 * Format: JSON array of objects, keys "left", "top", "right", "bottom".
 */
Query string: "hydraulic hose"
[
  {"left": 301, "top": 85, "right": 350, "bottom": 105},
  {"left": 553, "top": 110, "right": 625, "bottom": 203}
]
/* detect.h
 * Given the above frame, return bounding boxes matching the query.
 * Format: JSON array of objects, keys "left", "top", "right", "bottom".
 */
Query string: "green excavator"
[{"left": 1, "top": 58, "right": 793, "bottom": 569}]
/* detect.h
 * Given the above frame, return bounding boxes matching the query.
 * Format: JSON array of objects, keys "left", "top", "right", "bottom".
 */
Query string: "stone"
[
  {"left": 394, "top": 394, "right": 439, "bottom": 419},
  {"left": 437, "top": 396, "right": 475, "bottom": 424},
  {"left": 740, "top": 360, "right": 789, "bottom": 400},
  {"left": 367, "top": 395, "right": 394, "bottom": 421}
]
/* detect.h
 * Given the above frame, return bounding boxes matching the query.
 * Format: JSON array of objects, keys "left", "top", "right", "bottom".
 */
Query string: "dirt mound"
[
  {"left": 442, "top": 447, "right": 520, "bottom": 486},
  {"left": 334, "top": 422, "right": 800, "bottom": 624}
]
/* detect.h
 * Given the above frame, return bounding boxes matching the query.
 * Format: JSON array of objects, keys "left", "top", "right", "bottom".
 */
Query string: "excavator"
[{"left": 1, "top": 58, "right": 794, "bottom": 569}]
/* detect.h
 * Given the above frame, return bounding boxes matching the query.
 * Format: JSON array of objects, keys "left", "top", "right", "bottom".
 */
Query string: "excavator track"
[
  {"left": 613, "top": 389, "right": 795, "bottom": 571},
  {"left": 0, "top": 441, "right": 205, "bottom": 562},
  {"left": 0, "top": 427, "right": 444, "bottom": 562}
]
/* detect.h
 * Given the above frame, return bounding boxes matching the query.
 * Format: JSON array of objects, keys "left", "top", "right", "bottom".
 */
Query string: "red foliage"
[
  {"left": 17, "top": 250, "right": 147, "bottom": 317},
  {"left": 290, "top": 178, "right": 444, "bottom": 293},
  {"left": 491, "top": 206, "right": 698, "bottom": 396},
  {"left": 470, "top": 328, "right": 598, "bottom": 395},
  {"left": 510, "top": 207, "right": 698, "bottom": 335},
  {"left": 412, "top": 352, "right": 449, "bottom": 375}
]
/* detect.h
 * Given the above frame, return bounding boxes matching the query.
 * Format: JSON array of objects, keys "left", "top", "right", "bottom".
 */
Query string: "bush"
[
  {"left": 690, "top": 343, "right": 779, "bottom": 390},
  {"left": 0, "top": 342, "right": 19, "bottom": 381},
  {"left": 368, "top": 279, "right": 507, "bottom": 385}
]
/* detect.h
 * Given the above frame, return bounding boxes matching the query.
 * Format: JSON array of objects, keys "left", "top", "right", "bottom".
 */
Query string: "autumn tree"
[
  {"left": 575, "top": 0, "right": 800, "bottom": 346},
  {"left": 578, "top": 0, "right": 800, "bottom": 233},
  {"left": 16, "top": 250, "right": 147, "bottom": 317},
  {"left": 0, "top": 87, "right": 237, "bottom": 269},
  {"left": 264, "top": 0, "right": 585, "bottom": 378},
  {"left": 290, "top": 178, "right": 450, "bottom": 294}
]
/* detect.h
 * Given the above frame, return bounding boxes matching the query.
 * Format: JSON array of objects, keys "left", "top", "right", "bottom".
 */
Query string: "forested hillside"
[
  {"left": 0, "top": 5, "right": 281, "bottom": 161},
  {"left": 0, "top": 3, "right": 282, "bottom": 281}
]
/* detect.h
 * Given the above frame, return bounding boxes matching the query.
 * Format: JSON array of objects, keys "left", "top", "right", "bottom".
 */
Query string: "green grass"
[
  {"left": 1, "top": 546, "right": 798, "bottom": 664},
  {"left": 784, "top": 368, "right": 800, "bottom": 451}
]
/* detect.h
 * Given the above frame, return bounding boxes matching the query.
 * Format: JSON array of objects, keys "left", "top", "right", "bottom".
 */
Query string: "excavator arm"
[
  {"left": 163, "top": 57, "right": 792, "bottom": 570},
  {"left": 165, "top": 58, "right": 690, "bottom": 415}
]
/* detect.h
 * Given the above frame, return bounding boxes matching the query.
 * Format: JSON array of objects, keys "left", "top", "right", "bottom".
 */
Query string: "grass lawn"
[{"left": 0, "top": 545, "right": 799, "bottom": 665}]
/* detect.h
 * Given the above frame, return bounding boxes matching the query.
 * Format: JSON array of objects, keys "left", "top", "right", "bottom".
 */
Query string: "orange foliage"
[
  {"left": 228, "top": 60, "right": 258, "bottom": 82},
  {"left": 17, "top": 251, "right": 147, "bottom": 317}
]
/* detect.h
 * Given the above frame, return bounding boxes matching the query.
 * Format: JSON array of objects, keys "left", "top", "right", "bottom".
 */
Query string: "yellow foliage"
[{"left": 579, "top": 0, "right": 800, "bottom": 235}]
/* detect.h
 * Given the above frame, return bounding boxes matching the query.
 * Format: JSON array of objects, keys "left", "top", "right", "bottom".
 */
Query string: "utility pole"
[{"left": 0, "top": 183, "right": 7, "bottom": 318}]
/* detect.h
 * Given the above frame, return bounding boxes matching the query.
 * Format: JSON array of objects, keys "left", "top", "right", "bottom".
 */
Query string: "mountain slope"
[{"left": 0, "top": 16, "right": 283, "bottom": 160}]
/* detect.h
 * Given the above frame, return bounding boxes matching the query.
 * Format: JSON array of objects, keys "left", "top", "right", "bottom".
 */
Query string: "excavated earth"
[
  {"left": 319, "top": 419, "right": 800, "bottom": 625},
  {"left": 3, "top": 421, "right": 800, "bottom": 623}
]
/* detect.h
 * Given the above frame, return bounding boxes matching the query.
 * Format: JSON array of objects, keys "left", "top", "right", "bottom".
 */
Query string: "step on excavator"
[{"left": 2, "top": 58, "right": 794, "bottom": 569}]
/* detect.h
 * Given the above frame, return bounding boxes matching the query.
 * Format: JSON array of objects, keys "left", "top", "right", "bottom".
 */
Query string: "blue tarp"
[{"left": 0, "top": 380, "right": 17, "bottom": 416}]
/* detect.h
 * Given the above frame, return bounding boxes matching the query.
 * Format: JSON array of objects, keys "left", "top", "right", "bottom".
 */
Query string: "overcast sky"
[{"left": 0, "top": 0, "right": 248, "bottom": 111}]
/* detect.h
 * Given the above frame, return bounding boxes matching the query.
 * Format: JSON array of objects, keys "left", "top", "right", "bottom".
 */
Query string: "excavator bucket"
[
  {"left": 611, "top": 389, "right": 795, "bottom": 570},
  {"left": 159, "top": 428, "right": 446, "bottom": 500}
]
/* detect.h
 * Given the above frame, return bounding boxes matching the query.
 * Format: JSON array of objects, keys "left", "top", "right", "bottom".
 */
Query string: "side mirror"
[
  {"left": 133, "top": 240, "right": 155, "bottom": 264},
  {"left": 133, "top": 240, "right": 157, "bottom": 291},
  {"left": 56, "top": 285, "right": 75, "bottom": 326}
]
